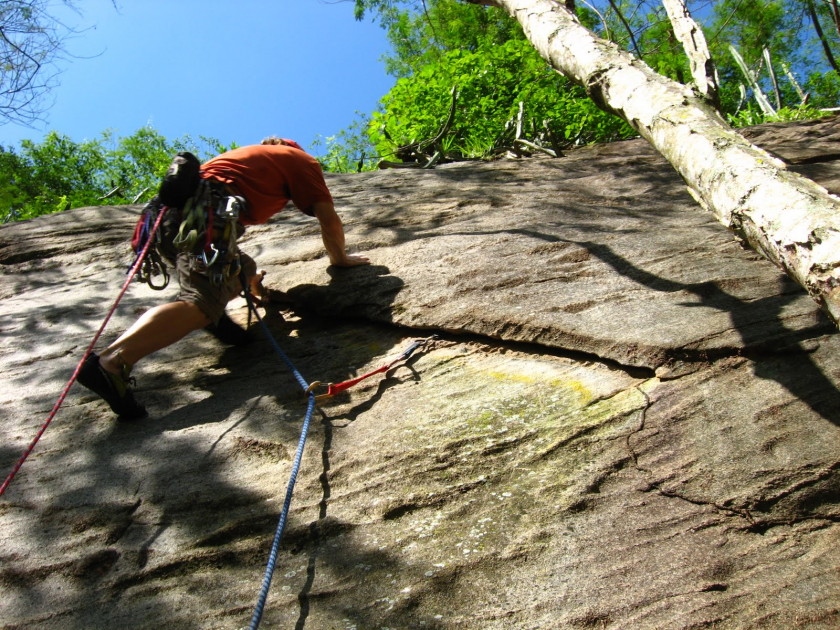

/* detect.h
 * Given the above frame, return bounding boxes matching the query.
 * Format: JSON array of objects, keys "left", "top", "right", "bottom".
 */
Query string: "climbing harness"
[
  {"left": 0, "top": 206, "right": 168, "bottom": 497},
  {"left": 132, "top": 149, "right": 248, "bottom": 293},
  {"left": 130, "top": 179, "right": 247, "bottom": 292},
  {"left": 307, "top": 335, "right": 439, "bottom": 402},
  {"left": 174, "top": 179, "right": 247, "bottom": 286}
]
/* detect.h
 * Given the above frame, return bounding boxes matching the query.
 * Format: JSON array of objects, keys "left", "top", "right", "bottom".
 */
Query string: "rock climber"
[{"left": 77, "top": 136, "right": 370, "bottom": 419}]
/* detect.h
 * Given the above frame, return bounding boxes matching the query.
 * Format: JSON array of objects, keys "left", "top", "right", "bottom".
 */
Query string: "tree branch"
[
  {"left": 0, "top": 0, "right": 72, "bottom": 125},
  {"left": 661, "top": 0, "right": 720, "bottom": 108},
  {"left": 605, "top": 0, "right": 642, "bottom": 58},
  {"left": 808, "top": 0, "right": 840, "bottom": 74}
]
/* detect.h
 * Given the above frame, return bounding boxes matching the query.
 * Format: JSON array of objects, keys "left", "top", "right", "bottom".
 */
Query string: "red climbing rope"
[{"left": 0, "top": 207, "right": 168, "bottom": 497}]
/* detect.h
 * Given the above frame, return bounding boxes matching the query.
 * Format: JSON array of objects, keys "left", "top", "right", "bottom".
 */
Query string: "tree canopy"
[
  {"left": 0, "top": 0, "right": 81, "bottom": 127},
  {"left": 325, "top": 0, "right": 835, "bottom": 172},
  {"left": 0, "top": 128, "right": 234, "bottom": 222}
]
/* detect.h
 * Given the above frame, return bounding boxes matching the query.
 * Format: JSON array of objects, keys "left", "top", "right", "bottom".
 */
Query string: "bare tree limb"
[
  {"left": 514, "top": 137, "right": 557, "bottom": 156},
  {"left": 606, "top": 0, "right": 642, "bottom": 58},
  {"left": 543, "top": 119, "right": 565, "bottom": 156},
  {"left": 781, "top": 61, "right": 809, "bottom": 106},
  {"left": 0, "top": 0, "right": 75, "bottom": 127},
  {"left": 763, "top": 47, "right": 782, "bottom": 111},
  {"left": 729, "top": 45, "right": 775, "bottom": 115},
  {"left": 808, "top": 0, "right": 840, "bottom": 74},
  {"left": 578, "top": 0, "right": 611, "bottom": 39},
  {"left": 661, "top": 0, "right": 720, "bottom": 108},
  {"left": 830, "top": 0, "right": 840, "bottom": 39},
  {"left": 420, "top": 0, "right": 441, "bottom": 49}
]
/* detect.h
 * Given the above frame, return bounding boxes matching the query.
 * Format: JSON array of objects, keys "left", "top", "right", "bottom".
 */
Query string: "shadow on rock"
[
  {"left": 285, "top": 264, "right": 405, "bottom": 323},
  {"left": 581, "top": 240, "right": 840, "bottom": 425}
]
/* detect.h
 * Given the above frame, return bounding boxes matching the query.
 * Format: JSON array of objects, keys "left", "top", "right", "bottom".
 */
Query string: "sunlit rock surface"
[{"left": 1, "top": 117, "right": 839, "bottom": 630}]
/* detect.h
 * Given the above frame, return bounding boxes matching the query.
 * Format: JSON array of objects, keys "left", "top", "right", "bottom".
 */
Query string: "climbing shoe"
[
  {"left": 204, "top": 314, "right": 254, "bottom": 346},
  {"left": 77, "top": 353, "right": 147, "bottom": 420}
]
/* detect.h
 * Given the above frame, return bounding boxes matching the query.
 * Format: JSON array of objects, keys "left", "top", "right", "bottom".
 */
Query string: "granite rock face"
[{"left": 1, "top": 117, "right": 839, "bottom": 630}]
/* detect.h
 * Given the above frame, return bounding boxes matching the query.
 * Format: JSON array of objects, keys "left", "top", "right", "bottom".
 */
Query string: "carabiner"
[
  {"left": 147, "top": 260, "right": 170, "bottom": 291},
  {"left": 305, "top": 381, "right": 334, "bottom": 403},
  {"left": 202, "top": 243, "right": 220, "bottom": 267},
  {"left": 221, "top": 195, "right": 243, "bottom": 221}
]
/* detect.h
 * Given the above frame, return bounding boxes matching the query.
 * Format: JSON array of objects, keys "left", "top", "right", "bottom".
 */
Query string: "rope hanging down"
[
  {"left": 241, "top": 292, "right": 437, "bottom": 630},
  {"left": 242, "top": 290, "right": 316, "bottom": 630},
  {"left": 0, "top": 207, "right": 169, "bottom": 498}
]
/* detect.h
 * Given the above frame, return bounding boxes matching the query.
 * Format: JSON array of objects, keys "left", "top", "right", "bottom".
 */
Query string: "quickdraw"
[{"left": 307, "top": 335, "right": 439, "bottom": 402}]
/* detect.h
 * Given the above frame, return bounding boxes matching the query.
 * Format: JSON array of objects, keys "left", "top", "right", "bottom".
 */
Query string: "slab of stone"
[
  {"left": 740, "top": 113, "right": 840, "bottom": 163},
  {"left": 1, "top": 118, "right": 839, "bottom": 630}
]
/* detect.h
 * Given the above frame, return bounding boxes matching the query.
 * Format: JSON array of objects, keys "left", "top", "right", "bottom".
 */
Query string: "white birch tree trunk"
[{"left": 469, "top": 0, "right": 840, "bottom": 327}]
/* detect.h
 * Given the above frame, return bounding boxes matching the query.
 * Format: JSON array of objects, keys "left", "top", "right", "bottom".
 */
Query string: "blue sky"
[{"left": 0, "top": 0, "right": 395, "bottom": 155}]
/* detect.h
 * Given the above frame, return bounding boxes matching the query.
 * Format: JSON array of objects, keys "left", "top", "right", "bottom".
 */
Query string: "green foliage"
[
  {"left": 348, "top": 0, "right": 833, "bottom": 168},
  {"left": 708, "top": 0, "right": 806, "bottom": 71},
  {"left": 370, "top": 38, "right": 634, "bottom": 161},
  {"left": 373, "top": 0, "right": 526, "bottom": 78},
  {"left": 707, "top": 0, "right": 813, "bottom": 113},
  {"left": 803, "top": 69, "right": 840, "bottom": 109},
  {"left": 331, "top": 0, "right": 840, "bottom": 170},
  {"left": 636, "top": 8, "right": 691, "bottom": 85},
  {"left": 727, "top": 103, "right": 830, "bottom": 128},
  {"left": 346, "top": 0, "right": 636, "bottom": 167},
  {"left": 1, "top": 126, "right": 236, "bottom": 223},
  {"left": 331, "top": 2, "right": 840, "bottom": 171},
  {"left": 311, "top": 112, "right": 378, "bottom": 173}
]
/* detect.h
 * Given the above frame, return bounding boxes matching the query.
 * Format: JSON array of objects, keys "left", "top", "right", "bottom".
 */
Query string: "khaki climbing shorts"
[{"left": 174, "top": 250, "right": 256, "bottom": 325}]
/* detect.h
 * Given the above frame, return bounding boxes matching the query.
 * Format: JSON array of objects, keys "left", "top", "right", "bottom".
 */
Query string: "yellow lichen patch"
[
  {"left": 486, "top": 370, "right": 538, "bottom": 384},
  {"left": 554, "top": 378, "right": 595, "bottom": 406},
  {"left": 485, "top": 369, "right": 594, "bottom": 406},
  {"left": 364, "top": 347, "right": 652, "bottom": 487}
]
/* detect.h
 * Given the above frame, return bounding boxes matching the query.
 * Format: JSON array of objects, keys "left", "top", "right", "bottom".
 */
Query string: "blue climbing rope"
[
  {"left": 243, "top": 290, "right": 316, "bottom": 630},
  {"left": 246, "top": 291, "right": 308, "bottom": 391},
  {"left": 249, "top": 392, "right": 315, "bottom": 629}
]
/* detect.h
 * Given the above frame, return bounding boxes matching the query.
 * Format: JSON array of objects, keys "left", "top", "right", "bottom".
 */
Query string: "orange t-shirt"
[{"left": 200, "top": 144, "right": 333, "bottom": 225}]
